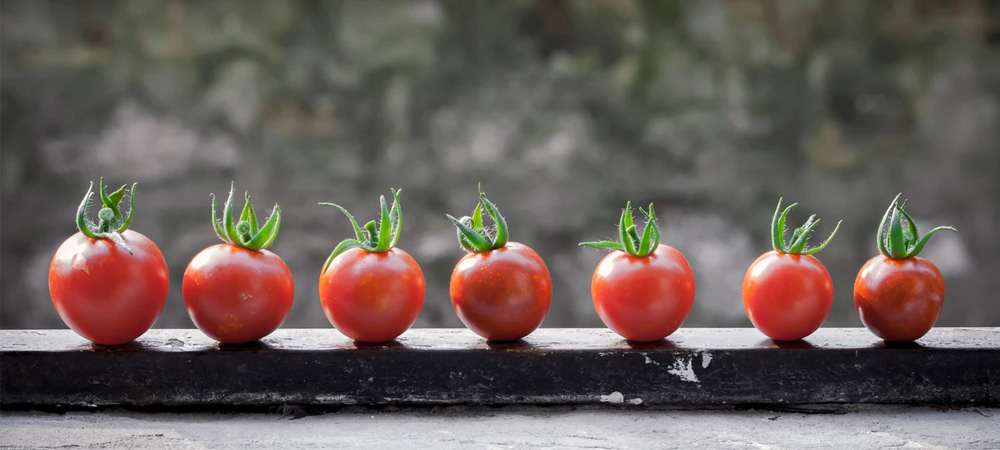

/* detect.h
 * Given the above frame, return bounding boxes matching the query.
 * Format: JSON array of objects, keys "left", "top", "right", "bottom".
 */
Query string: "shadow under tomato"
[
  {"left": 622, "top": 338, "right": 681, "bottom": 351},
  {"left": 214, "top": 340, "right": 277, "bottom": 352},
  {"left": 82, "top": 340, "right": 156, "bottom": 353},
  {"left": 755, "top": 338, "right": 818, "bottom": 350},
  {"left": 870, "top": 340, "right": 925, "bottom": 350},
  {"left": 351, "top": 339, "right": 407, "bottom": 350},
  {"left": 485, "top": 339, "right": 537, "bottom": 351}
]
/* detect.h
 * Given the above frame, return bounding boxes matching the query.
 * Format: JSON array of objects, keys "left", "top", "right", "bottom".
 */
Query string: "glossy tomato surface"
[
  {"left": 742, "top": 250, "right": 833, "bottom": 341},
  {"left": 450, "top": 242, "right": 551, "bottom": 341},
  {"left": 49, "top": 230, "right": 170, "bottom": 345},
  {"left": 591, "top": 244, "right": 695, "bottom": 342},
  {"left": 854, "top": 256, "right": 944, "bottom": 342},
  {"left": 183, "top": 244, "right": 294, "bottom": 344},
  {"left": 319, "top": 247, "right": 425, "bottom": 343}
]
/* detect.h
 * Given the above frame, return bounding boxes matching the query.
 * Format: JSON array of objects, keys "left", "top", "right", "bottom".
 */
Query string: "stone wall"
[{"left": 2, "top": 0, "right": 998, "bottom": 329}]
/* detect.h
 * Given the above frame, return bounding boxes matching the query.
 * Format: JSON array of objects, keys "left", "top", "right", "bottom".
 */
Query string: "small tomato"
[
  {"left": 318, "top": 189, "right": 425, "bottom": 343},
  {"left": 182, "top": 184, "right": 293, "bottom": 344},
  {"left": 446, "top": 187, "right": 551, "bottom": 341},
  {"left": 853, "top": 194, "right": 956, "bottom": 342},
  {"left": 742, "top": 198, "right": 841, "bottom": 341},
  {"left": 49, "top": 179, "right": 169, "bottom": 345}
]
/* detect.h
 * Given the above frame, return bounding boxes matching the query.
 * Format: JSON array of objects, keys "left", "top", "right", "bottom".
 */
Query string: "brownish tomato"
[
  {"left": 853, "top": 194, "right": 956, "bottom": 342},
  {"left": 742, "top": 198, "right": 841, "bottom": 341},
  {"left": 581, "top": 202, "right": 695, "bottom": 342},
  {"left": 182, "top": 184, "right": 293, "bottom": 344},
  {"left": 447, "top": 187, "right": 551, "bottom": 341},
  {"left": 318, "top": 189, "right": 425, "bottom": 343},
  {"left": 49, "top": 179, "right": 168, "bottom": 345}
]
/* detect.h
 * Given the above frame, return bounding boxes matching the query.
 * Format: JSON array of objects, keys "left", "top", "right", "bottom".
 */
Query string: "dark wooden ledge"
[{"left": 2, "top": 328, "right": 998, "bottom": 408}]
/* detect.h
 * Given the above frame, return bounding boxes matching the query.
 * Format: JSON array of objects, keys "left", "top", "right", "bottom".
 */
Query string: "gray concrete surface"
[{"left": 2, "top": 406, "right": 998, "bottom": 449}]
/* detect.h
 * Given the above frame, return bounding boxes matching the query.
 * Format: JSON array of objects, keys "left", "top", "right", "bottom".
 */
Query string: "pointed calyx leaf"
[
  {"left": 876, "top": 194, "right": 957, "bottom": 259},
  {"left": 211, "top": 182, "right": 281, "bottom": 252},
  {"left": 580, "top": 201, "right": 661, "bottom": 257},
  {"left": 320, "top": 188, "right": 403, "bottom": 272},
  {"left": 446, "top": 185, "right": 509, "bottom": 253},
  {"left": 75, "top": 178, "right": 138, "bottom": 254},
  {"left": 770, "top": 197, "right": 841, "bottom": 256}
]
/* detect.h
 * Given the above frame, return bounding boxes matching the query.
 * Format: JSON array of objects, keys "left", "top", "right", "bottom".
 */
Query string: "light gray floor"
[{"left": 2, "top": 406, "right": 998, "bottom": 449}]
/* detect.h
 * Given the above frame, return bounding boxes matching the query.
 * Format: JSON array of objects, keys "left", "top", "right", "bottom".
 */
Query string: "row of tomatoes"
[{"left": 49, "top": 180, "right": 956, "bottom": 346}]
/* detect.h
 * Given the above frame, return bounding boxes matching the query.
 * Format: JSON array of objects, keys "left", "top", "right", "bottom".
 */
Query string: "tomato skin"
[
  {"left": 450, "top": 242, "right": 552, "bottom": 341},
  {"left": 49, "top": 230, "right": 169, "bottom": 345},
  {"left": 319, "top": 247, "right": 425, "bottom": 343},
  {"left": 742, "top": 250, "right": 833, "bottom": 341},
  {"left": 591, "top": 244, "right": 695, "bottom": 342},
  {"left": 854, "top": 256, "right": 944, "bottom": 342},
  {"left": 182, "top": 244, "right": 294, "bottom": 344}
]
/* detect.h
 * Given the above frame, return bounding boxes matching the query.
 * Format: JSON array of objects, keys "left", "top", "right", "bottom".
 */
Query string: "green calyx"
[
  {"left": 320, "top": 188, "right": 403, "bottom": 272},
  {"left": 579, "top": 201, "right": 661, "bottom": 257},
  {"left": 446, "top": 185, "right": 509, "bottom": 253},
  {"left": 212, "top": 182, "right": 281, "bottom": 251},
  {"left": 771, "top": 197, "right": 841, "bottom": 255},
  {"left": 877, "top": 193, "right": 957, "bottom": 260},
  {"left": 76, "top": 178, "right": 138, "bottom": 254}
]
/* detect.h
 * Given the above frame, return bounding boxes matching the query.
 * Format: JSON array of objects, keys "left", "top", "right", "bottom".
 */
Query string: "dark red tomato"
[
  {"left": 591, "top": 244, "right": 695, "bottom": 342},
  {"left": 183, "top": 244, "right": 294, "bottom": 344},
  {"left": 854, "top": 256, "right": 944, "bottom": 342},
  {"left": 320, "top": 247, "right": 425, "bottom": 343},
  {"left": 742, "top": 250, "right": 833, "bottom": 341},
  {"left": 450, "top": 242, "right": 552, "bottom": 341},
  {"left": 49, "top": 230, "right": 169, "bottom": 345}
]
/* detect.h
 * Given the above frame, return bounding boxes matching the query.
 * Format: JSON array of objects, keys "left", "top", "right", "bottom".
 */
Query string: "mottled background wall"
[{"left": 2, "top": 0, "right": 999, "bottom": 330}]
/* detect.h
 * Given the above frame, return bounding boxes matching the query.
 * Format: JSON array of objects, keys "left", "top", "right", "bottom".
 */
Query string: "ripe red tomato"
[
  {"left": 318, "top": 189, "right": 425, "bottom": 343},
  {"left": 853, "top": 194, "right": 956, "bottom": 342},
  {"left": 447, "top": 187, "right": 551, "bottom": 341},
  {"left": 450, "top": 241, "right": 552, "bottom": 341},
  {"left": 50, "top": 230, "right": 170, "bottom": 345},
  {"left": 742, "top": 198, "right": 841, "bottom": 341},
  {"left": 592, "top": 244, "right": 695, "bottom": 342},
  {"left": 743, "top": 250, "right": 833, "bottom": 341},
  {"left": 183, "top": 244, "right": 294, "bottom": 344},
  {"left": 320, "top": 248, "right": 425, "bottom": 342},
  {"left": 182, "top": 183, "right": 293, "bottom": 344},
  {"left": 854, "top": 256, "right": 944, "bottom": 342},
  {"left": 49, "top": 179, "right": 169, "bottom": 346},
  {"left": 581, "top": 202, "right": 694, "bottom": 342}
]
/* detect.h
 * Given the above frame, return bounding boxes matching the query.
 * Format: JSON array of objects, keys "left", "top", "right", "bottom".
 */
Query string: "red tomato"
[
  {"left": 320, "top": 247, "right": 425, "bottom": 343},
  {"left": 183, "top": 244, "right": 294, "bottom": 344},
  {"left": 449, "top": 242, "right": 552, "bottom": 341},
  {"left": 854, "top": 256, "right": 944, "bottom": 342},
  {"left": 49, "top": 230, "right": 169, "bottom": 345},
  {"left": 591, "top": 244, "right": 695, "bottom": 342},
  {"left": 742, "top": 250, "right": 833, "bottom": 341}
]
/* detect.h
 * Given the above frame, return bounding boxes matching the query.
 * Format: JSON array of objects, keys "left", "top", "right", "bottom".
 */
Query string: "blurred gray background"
[{"left": 2, "top": 0, "right": 998, "bottom": 330}]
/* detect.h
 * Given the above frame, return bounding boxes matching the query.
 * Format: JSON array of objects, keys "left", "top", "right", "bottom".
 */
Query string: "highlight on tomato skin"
[
  {"left": 48, "top": 178, "right": 170, "bottom": 346},
  {"left": 317, "top": 189, "right": 425, "bottom": 343},
  {"left": 741, "top": 198, "right": 842, "bottom": 342},
  {"left": 446, "top": 186, "right": 552, "bottom": 342},
  {"left": 182, "top": 182, "right": 294, "bottom": 345},
  {"left": 580, "top": 201, "right": 696, "bottom": 342},
  {"left": 853, "top": 194, "right": 957, "bottom": 343}
]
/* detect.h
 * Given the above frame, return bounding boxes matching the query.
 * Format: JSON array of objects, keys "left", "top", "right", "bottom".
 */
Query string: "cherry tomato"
[
  {"left": 450, "top": 241, "right": 552, "bottom": 341},
  {"left": 318, "top": 189, "right": 425, "bottom": 343},
  {"left": 182, "top": 183, "right": 293, "bottom": 344},
  {"left": 49, "top": 179, "right": 168, "bottom": 345},
  {"left": 742, "top": 198, "right": 841, "bottom": 341},
  {"left": 320, "top": 247, "right": 425, "bottom": 342},
  {"left": 853, "top": 194, "right": 956, "bottom": 342},
  {"left": 50, "top": 230, "right": 169, "bottom": 345},
  {"left": 592, "top": 244, "right": 695, "bottom": 341},
  {"left": 854, "top": 256, "right": 944, "bottom": 342},
  {"left": 183, "top": 244, "right": 294, "bottom": 344},
  {"left": 743, "top": 250, "right": 833, "bottom": 341}
]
